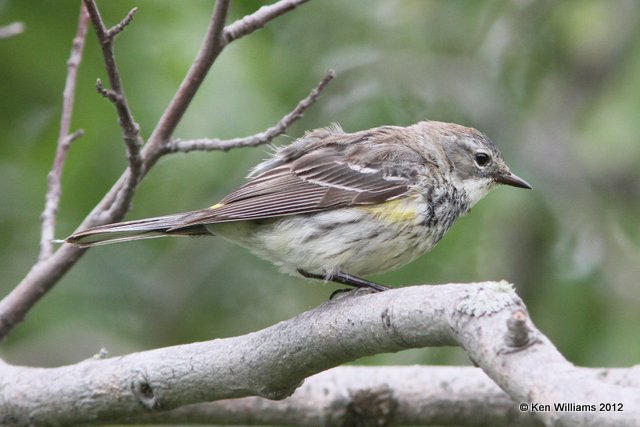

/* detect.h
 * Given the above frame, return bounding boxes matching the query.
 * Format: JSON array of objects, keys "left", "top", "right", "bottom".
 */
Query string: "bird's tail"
[{"left": 65, "top": 212, "right": 211, "bottom": 248}]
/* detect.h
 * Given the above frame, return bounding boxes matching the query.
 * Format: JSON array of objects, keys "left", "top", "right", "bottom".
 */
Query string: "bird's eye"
[{"left": 474, "top": 152, "right": 491, "bottom": 167}]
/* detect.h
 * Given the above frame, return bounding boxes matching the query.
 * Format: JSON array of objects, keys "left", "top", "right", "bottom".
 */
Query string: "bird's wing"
[{"left": 174, "top": 145, "right": 422, "bottom": 227}]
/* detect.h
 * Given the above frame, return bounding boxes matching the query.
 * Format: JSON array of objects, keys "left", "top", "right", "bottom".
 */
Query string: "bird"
[{"left": 66, "top": 120, "right": 532, "bottom": 292}]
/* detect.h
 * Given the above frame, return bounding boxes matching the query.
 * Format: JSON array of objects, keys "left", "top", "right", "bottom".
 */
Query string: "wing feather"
[{"left": 173, "top": 143, "right": 423, "bottom": 228}]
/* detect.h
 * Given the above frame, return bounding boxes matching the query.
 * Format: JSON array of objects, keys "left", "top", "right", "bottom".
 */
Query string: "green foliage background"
[{"left": 1, "top": 1, "right": 639, "bottom": 370}]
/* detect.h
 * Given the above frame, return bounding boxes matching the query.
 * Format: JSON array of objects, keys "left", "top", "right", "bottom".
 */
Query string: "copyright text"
[{"left": 519, "top": 402, "right": 623, "bottom": 412}]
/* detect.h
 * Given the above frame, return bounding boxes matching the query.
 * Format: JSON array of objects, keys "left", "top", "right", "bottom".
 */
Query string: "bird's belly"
[{"left": 213, "top": 198, "right": 442, "bottom": 277}]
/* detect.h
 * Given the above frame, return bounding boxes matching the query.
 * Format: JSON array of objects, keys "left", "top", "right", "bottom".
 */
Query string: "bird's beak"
[{"left": 495, "top": 170, "right": 532, "bottom": 189}]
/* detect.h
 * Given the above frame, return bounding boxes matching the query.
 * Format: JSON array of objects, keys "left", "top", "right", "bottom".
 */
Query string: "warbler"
[{"left": 67, "top": 120, "right": 531, "bottom": 291}]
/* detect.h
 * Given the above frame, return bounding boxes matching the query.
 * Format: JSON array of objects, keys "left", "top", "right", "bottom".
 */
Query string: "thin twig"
[
  {"left": 0, "top": 22, "right": 25, "bottom": 39},
  {"left": 95, "top": 78, "right": 121, "bottom": 103},
  {"left": 156, "top": 0, "right": 312, "bottom": 154},
  {"left": 166, "top": 69, "right": 335, "bottom": 153},
  {"left": 107, "top": 0, "right": 231, "bottom": 219},
  {"left": 0, "top": 0, "right": 313, "bottom": 342},
  {"left": 106, "top": 7, "right": 137, "bottom": 40},
  {"left": 143, "top": 0, "right": 311, "bottom": 155},
  {"left": 143, "top": 0, "right": 231, "bottom": 155},
  {"left": 83, "top": 0, "right": 143, "bottom": 187},
  {"left": 39, "top": 4, "right": 89, "bottom": 261},
  {"left": 224, "top": 0, "right": 309, "bottom": 44}
]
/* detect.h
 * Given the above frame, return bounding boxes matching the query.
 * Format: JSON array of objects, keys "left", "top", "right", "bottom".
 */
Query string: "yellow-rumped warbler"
[{"left": 67, "top": 120, "right": 531, "bottom": 291}]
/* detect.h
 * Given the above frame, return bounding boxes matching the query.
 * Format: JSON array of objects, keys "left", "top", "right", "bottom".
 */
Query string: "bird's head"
[{"left": 419, "top": 121, "right": 532, "bottom": 205}]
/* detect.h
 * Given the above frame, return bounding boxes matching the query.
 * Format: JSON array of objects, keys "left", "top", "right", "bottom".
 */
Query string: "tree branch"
[
  {"left": 126, "top": 366, "right": 546, "bottom": 426},
  {"left": 142, "top": 0, "right": 231, "bottom": 155},
  {"left": 135, "top": 363, "right": 640, "bottom": 426},
  {"left": 0, "top": 283, "right": 638, "bottom": 426},
  {"left": 0, "top": 245, "right": 86, "bottom": 341},
  {"left": 105, "top": 7, "right": 137, "bottom": 39},
  {"left": 39, "top": 4, "right": 89, "bottom": 261},
  {"left": 0, "top": 1, "right": 314, "bottom": 341},
  {"left": 165, "top": 69, "right": 335, "bottom": 153},
  {"left": 0, "top": 5, "right": 92, "bottom": 339},
  {"left": 83, "top": 0, "right": 143, "bottom": 188},
  {"left": 223, "top": 0, "right": 309, "bottom": 44},
  {"left": 144, "top": 0, "right": 310, "bottom": 155}
]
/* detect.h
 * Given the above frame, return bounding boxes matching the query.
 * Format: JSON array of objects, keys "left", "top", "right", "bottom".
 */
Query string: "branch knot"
[
  {"left": 131, "top": 373, "right": 159, "bottom": 410},
  {"left": 504, "top": 309, "right": 535, "bottom": 349},
  {"left": 329, "top": 385, "right": 398, "bottom": 427}
]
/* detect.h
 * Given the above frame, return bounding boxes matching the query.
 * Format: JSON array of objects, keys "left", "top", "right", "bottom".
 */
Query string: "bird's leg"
[{"left": 297, "top": 269, "right": 390, "bottom": 292}]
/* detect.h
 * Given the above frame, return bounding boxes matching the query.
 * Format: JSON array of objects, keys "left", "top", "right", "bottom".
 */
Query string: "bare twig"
[
  {"left": 106, "top": 7, "right": 137, "bottom": 40},
  {"left": 39, "top": 4, "right": 89, "bottom": 261},
  {"left": 83, "top": 0, "right": 143, "bottom": 186},
  {"left": 0, "top": 22, "right": 25, "bottom": 39},
  {"left": 166, "top": 69, "right": 335, "bottom": 153},
  {"left": 0, "top": 0, "right": 314, "bottom": 342},
  {"left": 143, "top": 0, "right": 231, "bottom": 155},
  {"left": 98, "top": 0, "right": 232, "bottom": 222},
  {"left": 95, "top": 78, "right": 121, "bottom": 103},
  {"left": 0, "top": 283, "right": 638, "bottom": 426},
  {"left": 144, "top": 0, "right": 310, "bottom": 155},
  {"left": 224, "top": 0, "right": 309, "bottom": 44}
]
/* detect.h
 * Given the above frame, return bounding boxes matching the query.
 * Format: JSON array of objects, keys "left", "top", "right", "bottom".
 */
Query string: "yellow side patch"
[
  {"left": 210, "top": 202, "right": 225, "bottom": 209},
  {"left": 363, "top": 198, "right": 418, "bottom": 223}
]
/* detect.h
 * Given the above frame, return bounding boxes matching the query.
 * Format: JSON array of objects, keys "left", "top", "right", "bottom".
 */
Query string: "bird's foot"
[{"left": 297, "top": 269, "right": 390, "bottom": 295}]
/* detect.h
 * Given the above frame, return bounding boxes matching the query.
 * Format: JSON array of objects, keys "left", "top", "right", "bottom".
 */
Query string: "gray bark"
[{"left": 0, "top": 283, "right": 638, "bottom": 426}]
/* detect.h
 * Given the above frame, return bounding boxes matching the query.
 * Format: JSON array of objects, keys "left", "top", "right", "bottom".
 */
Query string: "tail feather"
[{"left": 66, "top": 212, "right": 212, "bottom": 248}]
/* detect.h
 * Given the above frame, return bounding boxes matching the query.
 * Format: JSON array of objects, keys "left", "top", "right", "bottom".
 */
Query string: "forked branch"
[
  {"left": 165, "top": 69, "right": 335, "bottom": 153},
  {"left": 0, "top": 283, "right": 637, "bottom": 426},
  {"left": 0, "top": 0, "right": 326, "bottom": 342},
  {"left": 39, "top": 4, "right": 89, "bottom": 260},
  {"left": 83, "top": 0, "right": 143, "bottom": 182},
  {"left": 143, "top": 0, "right": 231, "bottom": 155}
]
